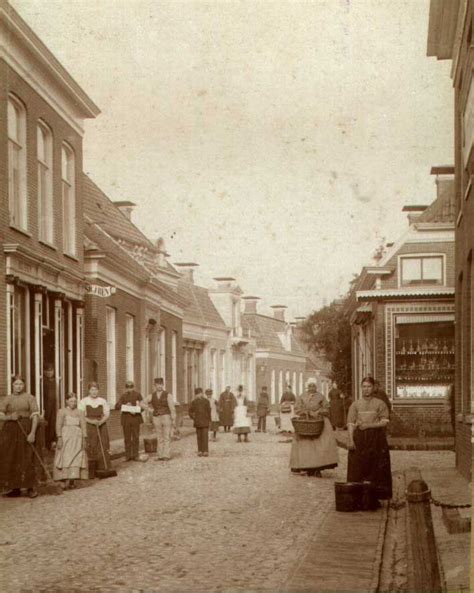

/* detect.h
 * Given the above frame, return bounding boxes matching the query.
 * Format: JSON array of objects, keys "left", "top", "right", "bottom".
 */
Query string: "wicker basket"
[{"left": 292, "top": 415, "right": 324, "bottom": 437}]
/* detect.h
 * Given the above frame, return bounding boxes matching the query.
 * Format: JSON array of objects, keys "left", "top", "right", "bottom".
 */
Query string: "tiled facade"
[{"left": 428, "top": 0, "right": 474, "bottom": 479}]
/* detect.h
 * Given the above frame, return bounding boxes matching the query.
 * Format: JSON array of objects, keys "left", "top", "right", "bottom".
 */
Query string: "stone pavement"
[{"left": 0, "top": 428, "right": 358, "bottom": 593}]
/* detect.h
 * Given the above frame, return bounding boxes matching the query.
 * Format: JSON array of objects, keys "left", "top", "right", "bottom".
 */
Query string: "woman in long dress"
[
  {"left": 53, "top": 393, "right": 88, "bottom": 488},
  {"left": 233, "top": 388, "right": 251, "bottom": 443},
  {"left": 290, "top": 382, "right": 338, "bottom": 476},
  {"left": 78, "top": 382, "right": 111, "bottom": 478},
  {"left": 328, "top": 381, "right": 344, "bottom": 429},
  {"left": 0, "top": 375, "right": 40, "bottom": 498},
  {"left": 279, "top": 386, "right": 296, "bottom": 433},
  {"left": 347, "top": 376, "right": 392, "bottom": 501}
]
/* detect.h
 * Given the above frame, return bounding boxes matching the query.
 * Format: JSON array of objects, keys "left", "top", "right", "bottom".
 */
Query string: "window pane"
[
  {"left": 402, "top": 258, "right": 422, "bottom": 284},
  {"left": 37, "top": 125, "right": 45, "bottom": 162},
  {"left": 422, "top": 257, "right": 443, "bottom": 283},
  {"left": 8, "top": 100, "right": 19, "bottom": 141}
]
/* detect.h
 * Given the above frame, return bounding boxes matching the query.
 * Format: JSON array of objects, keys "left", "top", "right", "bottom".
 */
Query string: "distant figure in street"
[
  {"left": 219, "top": 386, "right": 237, "bottom": 432},
  {"left": 206, "top": 389, "right": 220, "bottom": 441},
  {"left": 256, "top": 386, "right": 270, "bottom": 432},
  {"left": 373, "top": 380, "right": 392, "bottom": 416},
  {"left": 280, "top": 384, "right": 296, "bottom": 434},
  {"left": 78, "top": 382, "right": 111, "bottom": 479},
  {"left": 54, "top": 392, "right": 88, "bottom": 489},
  {"left": 342, "top": 392, "right": 353, "bottom": 430},
  {"left": 189, "top": 388, "right": 211, "bottom": 456},
  {"left": 0, "top": 375, "right": 40, "bottom": 498},
  {"left": 347, "top": 376, "right": 392, "bottom": 504},
  {"left": 43, "top": 363, "right": 57, "bottom": 450},
  {"left": 290, "top": 381, "right": 338, "bottom": 477},
  {"left": 114, "top": 381, "right": 145, "bottom": 461},
  {"left": 233, "top": 389, "right": 251, "bottom": 443},
  {"left": 328, "top": 381, "right": 344, "bottom": 430},
  {"left": 150, "top": 378, "right": 176, "bottom": 461}
]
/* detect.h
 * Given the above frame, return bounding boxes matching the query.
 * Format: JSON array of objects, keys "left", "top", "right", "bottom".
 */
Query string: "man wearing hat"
[
  {"left": 188, "top": 388, "right": 211, "bottom": 456},
  {"left": 115, "top": 381, "right": 144, "bottom": 461}
]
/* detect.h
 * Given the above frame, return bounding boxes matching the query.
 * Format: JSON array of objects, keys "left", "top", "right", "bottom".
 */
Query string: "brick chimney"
[
  {"left": 242, "top": 296, "right": 260, "bottom": 314},
  {"left": 175, "top": 262, "right": 199, "bottom": 284},
  {"left": 271, "top": 305, "right": 287, "bottom": 322},
  {"left": 113, "top": 200, "right": 136, "bottom": 221}
]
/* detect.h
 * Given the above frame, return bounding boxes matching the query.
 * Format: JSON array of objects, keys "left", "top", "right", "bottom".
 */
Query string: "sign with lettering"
[{"left": 85, "top": 284, "right": 116, "bottom": 298}]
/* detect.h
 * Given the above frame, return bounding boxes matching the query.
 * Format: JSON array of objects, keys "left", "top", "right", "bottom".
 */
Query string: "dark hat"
[{"left": 154, "top": 377, "right": 164, "bottom": 385}]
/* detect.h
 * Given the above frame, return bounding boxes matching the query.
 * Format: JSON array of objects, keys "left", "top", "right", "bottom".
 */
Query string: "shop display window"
[{"left": 395, "top": 319, "right": 454, "bottom": 400}]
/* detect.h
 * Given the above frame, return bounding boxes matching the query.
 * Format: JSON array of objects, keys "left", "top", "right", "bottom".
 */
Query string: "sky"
[{"left": 11, "top": 0, "right": 454, "bottom": 319}]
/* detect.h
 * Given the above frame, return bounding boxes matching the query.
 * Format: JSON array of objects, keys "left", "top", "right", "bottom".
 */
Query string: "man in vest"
[{"left": 150, "top": 378, "right": 176, "bottom": 461}]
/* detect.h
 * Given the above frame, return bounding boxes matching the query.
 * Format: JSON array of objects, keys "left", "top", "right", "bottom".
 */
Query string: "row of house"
[{"left": 0, "top": 2, "right": 330, "bottom": 436}]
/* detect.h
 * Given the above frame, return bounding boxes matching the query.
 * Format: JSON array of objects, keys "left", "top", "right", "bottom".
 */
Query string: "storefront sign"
[
  {"left": 85, "top": 284, "right": 116, "bottom": 298},
  {"left": 396, "top": 384, "right": 449, "bottom": 399}
]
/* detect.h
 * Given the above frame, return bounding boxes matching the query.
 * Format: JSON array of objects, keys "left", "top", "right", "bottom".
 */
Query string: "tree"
[{"left": 300, "top": 296, "right": 353, "bottom": 396}]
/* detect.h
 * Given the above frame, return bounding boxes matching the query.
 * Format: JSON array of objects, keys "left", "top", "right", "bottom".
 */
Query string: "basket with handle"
[{"left": 292, "top": 412, "right": 324, "bottom": 437}]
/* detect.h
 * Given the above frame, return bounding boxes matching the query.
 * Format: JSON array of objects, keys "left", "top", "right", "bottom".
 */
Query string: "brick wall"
[
  {"left": 389, "top": 404, "right": 453, "bottom": 437},
  {"left": 455, "top": 422, "right": 472, "bottom": 480}
]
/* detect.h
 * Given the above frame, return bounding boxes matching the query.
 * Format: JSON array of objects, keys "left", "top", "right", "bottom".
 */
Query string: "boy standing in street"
[
  {"left": 150, "top": 378, "right": 176, "bottom": 461},
  {"left": 189, "top": 388, "right": 211, "bottom": 457}
]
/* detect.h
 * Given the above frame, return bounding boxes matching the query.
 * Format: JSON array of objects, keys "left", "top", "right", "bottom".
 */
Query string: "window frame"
[
  {"left": 125, "top": 314, "right": 134, "bottom": 383},
  {"left": 7, "top": 94, "right": 28, "bottom": 231},
  {"left": 37, "top": 120, "right": 54, "bottom": 245},
  {"left": 398, "top": 254, "right": 446, "bottom": 288},
  {"left": 61, "top": 142, "right": 76, "bottom": 256}
]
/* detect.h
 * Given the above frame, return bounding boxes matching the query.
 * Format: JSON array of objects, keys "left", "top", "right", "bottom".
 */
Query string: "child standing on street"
[
  {"left": 206, "top": 389, "right": 220, "bottom": 441},
  {"left": 189, "top": 388, "right": 211, "bottom": 457}
]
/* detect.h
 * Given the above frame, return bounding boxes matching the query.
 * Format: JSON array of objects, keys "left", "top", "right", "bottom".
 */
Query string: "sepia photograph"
[{"left": 0, "top": 0, "right": 472, "bottom": 592}]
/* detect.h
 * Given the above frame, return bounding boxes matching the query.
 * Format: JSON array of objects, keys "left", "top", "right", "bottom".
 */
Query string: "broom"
[
  {"left": 16, "top": 420, "right": 63, "bottom": 495},
  {"left": 95, "top": 424, "right": 117, "bottom": 479}
]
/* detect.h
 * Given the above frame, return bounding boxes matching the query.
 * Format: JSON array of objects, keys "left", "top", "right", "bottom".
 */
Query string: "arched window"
[
  {"left": 8, "top": 95, "right": 27, "bottom": 229},
  {"left": 61, "top": 143, "right": 76, "bottom": 255},
  {"left": 37, "top": 121, "right": 53, "bottom": 243}
]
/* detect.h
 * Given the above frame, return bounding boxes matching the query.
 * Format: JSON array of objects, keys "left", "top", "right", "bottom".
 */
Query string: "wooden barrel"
[
  {"left": 360, "top": 481, "right": 378, "bottom": 511},
  {"left": 334, "top": 482, "right": 363, "bottom": 512},
  {"left": 144, "top": 437, "right": 157, "bottom": 453}
]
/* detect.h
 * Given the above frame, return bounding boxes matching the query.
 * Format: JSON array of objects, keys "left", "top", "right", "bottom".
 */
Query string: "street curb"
[{"left": 370, "top": 502, "right": 389, "bottom": 592}]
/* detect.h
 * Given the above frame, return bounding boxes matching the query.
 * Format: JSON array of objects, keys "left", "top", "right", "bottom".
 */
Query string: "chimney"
[
  {"left": 402, "top": 204, "right": 429, "bottom": 225},
  {"left": 242, "top": 296, "right": 260, "bottom": 314},
  {"left": 213, "top": 277, "right": 236, "bottom": 290},
  {"left": 295, "top": 316, "right": 306, "bottom": 325},
  {"left": 113, "top": 200, "right": 136, "bottom": 221},
  {"left": 271, "top": 305, "right": 287, "bottom": 322},
  {"left": 431, "top": 165, "right": 455, "bottom": 221},
  {"left": 175, "top": 262, "right": 199, "bottom": 284}
]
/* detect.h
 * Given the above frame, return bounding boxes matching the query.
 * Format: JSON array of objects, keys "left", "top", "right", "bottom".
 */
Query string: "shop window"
[
  {"left": 400, "top": 256, "right": 443, "bottom": 286},
  {"left": 61, "top": 143, "right": 76, "bottom": 256},
  {"left": 106, "top": 306, "right": 117, "bottom": 403},
  {"left": 37, "top": 121, "right": 53, "bottom": 244},
  {"left": 394, "top": 317, "right": 454, "bottom": 400},
  {"left": 159, "top": 328, "right": 166, "bottom": 380},
  {"left": 125, "top": 314, "right": 134, "bottom": 383},
  {"left": 8, "top": 95, "right": 27, "bottom": 230}
]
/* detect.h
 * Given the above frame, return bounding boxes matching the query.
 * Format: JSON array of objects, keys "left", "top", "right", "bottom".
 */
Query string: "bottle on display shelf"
[
  {"left": 408, "top": 340, "right": 414, "bottom": 353},
  {"left": 415, "top": 339, "right": 421, "bottom": 353},
  {"left": 401, "top": 340, "right": 406, "bottom": 355}
]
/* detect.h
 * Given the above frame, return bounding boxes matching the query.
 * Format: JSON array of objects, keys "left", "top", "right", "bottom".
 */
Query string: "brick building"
[
  {"left": 83, "top": 175, "right": 186, "bottom": 411},
  {"left": 0, "top": 2, "right": 99, "bottom": 407},
  {"left": 346, "top": 174, "right": 455, "bottom": 437},
  {"left": 176, "top": 265, "right": 256, "bottom": 401},
  {"left": 428, "top": 0, "right": 474, "bottom": 479},
  {"left": 241, "top": 299, "right": 309, "bottom": 405}
]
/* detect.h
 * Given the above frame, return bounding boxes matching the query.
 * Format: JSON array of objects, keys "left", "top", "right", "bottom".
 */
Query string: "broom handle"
[
  {"left": 95, "top": 423, "right": 109, "bottom": 470},
  {"left": 16, "top": 419, "right": 54, "bottom": 482}
]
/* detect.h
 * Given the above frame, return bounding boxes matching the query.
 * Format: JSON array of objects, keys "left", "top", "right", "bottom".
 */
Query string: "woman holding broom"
[
  {"left": 78, "top": 382, "right": 111, "bottom": 478},
  {"left": 53, "top": 393, "right": 88, "bottom": 489},
  {"left": 0, "top": 375, "right": 40, "bottom": 498}
]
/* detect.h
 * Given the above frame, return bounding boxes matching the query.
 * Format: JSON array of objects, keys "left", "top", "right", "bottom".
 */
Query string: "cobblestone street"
[{"left": 0, "top": 430, "right": 347, "bottom": 593}]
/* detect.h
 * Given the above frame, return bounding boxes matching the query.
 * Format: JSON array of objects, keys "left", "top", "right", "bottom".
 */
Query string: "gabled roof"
[
  {"left": 241, "top": 314, "right": 306, "bottom": 356},
  {"left": 83, "top": 174, "right": 178, "bottom": 276},
  {"left": 416, "top": 186, "right": 455, "bottom": 224},
  {"left": 178, "top": 279, "right": 227, "bottom": 329}
]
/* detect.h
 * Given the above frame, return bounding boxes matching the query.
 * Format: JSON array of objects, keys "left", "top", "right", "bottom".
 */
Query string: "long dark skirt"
[
  {"left": 0, "top": 418, "right": 37, "bottom": 491},
  {"left": 347, "top": 427, "right": 392, "bottom": 499},
  {"left": 85, "top": 423, "right": 111, "bottom": 470}
]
